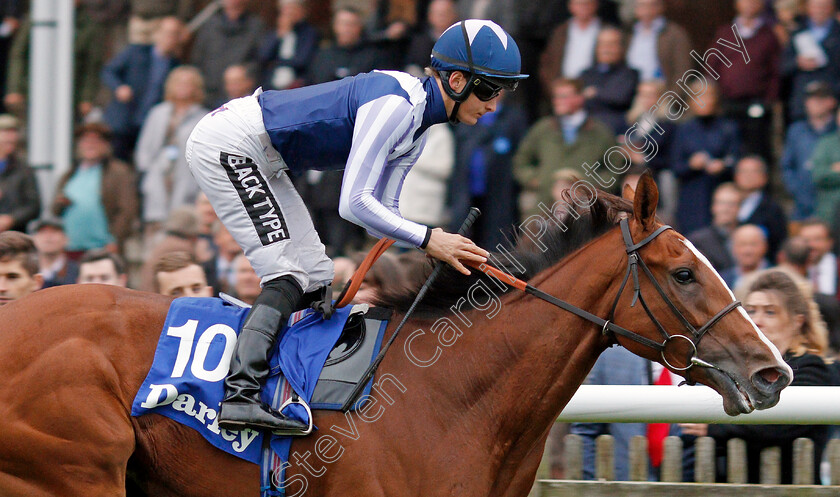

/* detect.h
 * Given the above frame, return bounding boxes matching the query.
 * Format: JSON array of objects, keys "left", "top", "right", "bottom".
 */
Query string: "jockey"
[{"left": 186, "top": 19, "right": 528, "bottom": 434}]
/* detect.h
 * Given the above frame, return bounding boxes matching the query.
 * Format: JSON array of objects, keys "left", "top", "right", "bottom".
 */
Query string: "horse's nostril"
[
  {"left": 759, "top": 367, "right": 781, "bottom": 384},
  {"left": 752, "top": 367, "right": 790, "bottom": 394}
]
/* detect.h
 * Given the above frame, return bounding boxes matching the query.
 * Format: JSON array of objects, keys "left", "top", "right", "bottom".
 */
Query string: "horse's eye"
[{"left": 672, "top": 268, "right": 695, "bottom": 284}]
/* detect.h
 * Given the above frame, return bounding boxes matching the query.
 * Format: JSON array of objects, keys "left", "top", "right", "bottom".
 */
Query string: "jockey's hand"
[{"left": 423, "top": 227, "right": 488, "bottom": 275}]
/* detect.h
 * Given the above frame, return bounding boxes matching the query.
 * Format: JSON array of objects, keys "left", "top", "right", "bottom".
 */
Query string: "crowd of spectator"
[{"left": 1, "top": 0, "right": 840, "bottom": 486}]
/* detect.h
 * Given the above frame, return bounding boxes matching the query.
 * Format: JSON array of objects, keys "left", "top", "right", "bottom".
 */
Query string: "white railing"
[{"left": 556, "top": 386, "right": 840, "bottom": 424}]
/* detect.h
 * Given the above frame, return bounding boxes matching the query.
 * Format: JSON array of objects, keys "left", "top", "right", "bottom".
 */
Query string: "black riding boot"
[{"left": 218, "top": 276, "right": 308, "bottom": 433}]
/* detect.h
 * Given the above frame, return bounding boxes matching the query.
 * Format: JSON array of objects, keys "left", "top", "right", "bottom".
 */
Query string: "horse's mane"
[{"left": 375, "top": 193, "right": 634, "bottom": 319}]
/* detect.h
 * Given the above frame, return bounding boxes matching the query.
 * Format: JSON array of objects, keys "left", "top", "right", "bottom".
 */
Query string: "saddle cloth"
[{"left": 130, "top": 297, "right": 389, "bottom": 492}]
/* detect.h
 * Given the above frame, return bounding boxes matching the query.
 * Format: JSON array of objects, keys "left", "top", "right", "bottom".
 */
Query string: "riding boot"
[{"left": 218, "top": 277, "right": 308, "bottom": 433}]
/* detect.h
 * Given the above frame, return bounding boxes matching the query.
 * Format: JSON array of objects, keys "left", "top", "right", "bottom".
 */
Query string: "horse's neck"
[{"left": 438, "top": 231, "right": 625, "bottom": 455}]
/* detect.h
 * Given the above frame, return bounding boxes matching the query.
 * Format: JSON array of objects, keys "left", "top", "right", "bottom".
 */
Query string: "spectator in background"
[
  {"left": 721, "top": 224, "right": 769, "bottom": 288},
  {"left": 711, "top": 0, "right": 780, "bottom": 161},
  {"left": 625, "top": 0, "right": 692, "bottom": 90},
  {"left": 0, "top": 231, "right": 42, "bottom": 305},
  {"left": 77, "top": 249, "right": 128, "bottom": 287},
  {"left": 0, "top": 1, "right": 22, "bottom": 113},
  {"left": 799, "top": 218, "right": 837, "bottom": 296},
  {"left": 257, "top": 0, "right": 319, "bottom": 91},
  {"left": 306, "top": 7, "right": 380, "bottom": 85},
  {"left": 580, "top": 26, "right": 639, "bottom": 136},
  {"left": 780, "top": 0, "right": 840, "bottom": 122},
  {"left": 514, "top": 78, "right": 614, "bottom": 217},
  {"left": 232, "top": 252, "right": 261, "bottom": 305},
  {"left": 625, "top": 80, "right": 677, "bottom": 220},
  {"left": 127, "top": 0, "right": 191, "bottom": 44},
  {"left": 138, "top": 207, "right": 201, "bottom": 292},
  {"left": 153, "top": 251, "right": 213, "bottom": 298},
  {"left": 782, "top": 80, "right": 837, "bottom": 221},
  {"left": 194, "top": 192, "right": 218, "bottom": 264},
  {"left": 450, "top": 93, "right": 528, "bottom": 249},
  {"left": 680, "top": 269, "right": 832, "bottom": 484},
  {"left": 687, "top": 182, "right": 740, "bottom": 273},
  {"left": 399, "top": 123, "right": 455, "bottom": 229},
  {"left": 734, "top": 155, "right": 788, "bottom": 258},
  {"left": 190, "top": 0, "right": 264, "bottom": 108},
  {"left": 222, "top": 64, "right": 257, "bottom": 101},
  {"left": 30, "top": 218, "right": 78, "bottom": 288},
  {"left": 363, "top": 0, "right": 415, "bottom": 70},
  {"left": 670, "top": 82, "right": 741, "bottom": 234},
  {"left": 773, "top": 0, "right": 805, "bottom": 47},
  {"left": 539, "top": 0, "right": 602, "bottom": 96},
  {"left": 810, "top": 104, "right": 840, "bottom": 223},
  {"left": 52, "top": 123, "right": 138, "bottom": 258},
  {"left": 101, "top": 16, "right": 183, "bottom": 161},
  {"left": 135, "top": 66, "right": 207, "bottom": 241},
  {"left": 0, "top": 114, "right": 39, "bottom": 233},
  {"left": 404, "top": 0, "right": 458, "bottom": 77},
  {"left": 777, "top": 236, "right": 840, "bottom": 350},
  {"left": 212, "top": 222, "right": 242, "bottom": 295},
  {"left": 6, "top": 1, "right": 106, "bottom": 118}
]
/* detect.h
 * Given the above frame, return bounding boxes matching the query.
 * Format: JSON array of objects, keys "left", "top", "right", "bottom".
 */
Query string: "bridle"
[
  {"left": 469, "top": 218, "right": 742, "bottom": 381},
  {"left": 604, "top": 218, "right": 742, "bottom": 379}
]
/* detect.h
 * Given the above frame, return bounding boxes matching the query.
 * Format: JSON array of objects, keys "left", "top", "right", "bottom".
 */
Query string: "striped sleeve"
[{"left": 339, "top": 95, "right": 430, "bottom": 248}]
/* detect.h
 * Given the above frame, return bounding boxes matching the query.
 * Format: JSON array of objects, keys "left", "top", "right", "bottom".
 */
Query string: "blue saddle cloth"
[{"left": 131, "top": 297, "right": 379, "bottom": 489}]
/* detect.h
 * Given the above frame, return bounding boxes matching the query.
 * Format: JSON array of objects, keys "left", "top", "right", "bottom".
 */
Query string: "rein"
[{"left": 466, "top": 219, "right": 742, "bottom": 379}]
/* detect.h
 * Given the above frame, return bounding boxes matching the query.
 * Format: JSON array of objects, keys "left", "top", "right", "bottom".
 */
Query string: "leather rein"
[{"left": 467, "top": 218, "right": 742, "bottom": 381}]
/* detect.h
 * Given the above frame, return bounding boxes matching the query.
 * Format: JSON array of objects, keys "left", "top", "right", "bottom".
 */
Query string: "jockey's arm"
[{"left": 338, "top": 95, "right": 487, "bottom": 274}]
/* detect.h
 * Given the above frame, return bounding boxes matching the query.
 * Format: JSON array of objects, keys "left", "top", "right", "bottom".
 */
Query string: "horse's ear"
[
  {"left": 632, "top": 170, "right": 658, "bottom": 230},
  {"left": 623, "top": 183, "right": 635, "bottom": 201}
]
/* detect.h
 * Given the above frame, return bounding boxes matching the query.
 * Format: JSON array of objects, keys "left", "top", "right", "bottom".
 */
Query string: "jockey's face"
[
  {"left": 446, "top": 72, "right": 500, "bottom": 125},
  {"left": 0, "top": 258, "right": 42, "bottom": 305}
]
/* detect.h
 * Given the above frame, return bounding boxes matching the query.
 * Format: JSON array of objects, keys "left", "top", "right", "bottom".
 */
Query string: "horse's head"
[{"left": 612, "top": 172, "right": 791, "bottom": 415}]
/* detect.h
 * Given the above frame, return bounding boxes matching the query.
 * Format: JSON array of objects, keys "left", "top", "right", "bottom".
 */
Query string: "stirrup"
[{"left": 273, "top": 394, "right": 313, "bottom": 436}]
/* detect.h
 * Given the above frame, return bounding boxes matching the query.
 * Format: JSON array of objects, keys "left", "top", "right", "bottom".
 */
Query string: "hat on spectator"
[
  {"left": 805, "top": 80, "right": 833, "bottom": 98},
  {"left": 0, "top": 114, "right": 19, "bottom": 131},
  {"left": 74, "top": 122, "right": 112, "bottom": 140},
  {"left": 28, "top": 217, "right": 64, "bottom": 234}
]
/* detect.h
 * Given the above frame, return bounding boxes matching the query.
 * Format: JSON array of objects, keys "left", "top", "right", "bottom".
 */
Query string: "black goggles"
[{"left": 472, "top": 77, "right": 518, "bottom": 101}]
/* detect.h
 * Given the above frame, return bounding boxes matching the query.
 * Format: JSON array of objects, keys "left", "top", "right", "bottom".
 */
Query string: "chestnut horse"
[{"left": 0, "top": 175, "right": 791, "bottom": 496}]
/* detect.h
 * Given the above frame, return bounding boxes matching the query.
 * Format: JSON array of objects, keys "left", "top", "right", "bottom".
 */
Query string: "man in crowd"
[
  {"left": 30, "top": 218, "right": 78, "bottom": 288},
  {"left": 800, "top": 218, "right": 837, "bottom": 296},
  {"left": 781, "top": 0, "right": 840, "bottom": 122},
  {"left": 514, "top": 77, "right": 614, "bottom": 216},
  {"left": 626, "top": 0, "right": 692, "bottom": 90},
  {"left": 687, "top": 182, "right": 740, "bottom": 272},
  {"left": 0, "top": 114, "right": 39, "bottom": 233},
  {"left": 153, "top": 251, "right": 213, "bottom": 298},
  {"left": 232, "top": 253, "right": 261, "bottom": 305},
  {"left": 782, "top": 80, "right": 837, "bottom": 221},
  {"left": 222, "top": 64, "right": 258, "bottom": 102},
  {"left": 721, "top": 224, "right": 769, "bottom": 289},
  {"left": 190, "top": 0, "right": 264, "bottom": 107},
  {"left": 306, "top": 7, "right": 380, "bottom": 85},
  {"left": 0, "top": 231, "right": 42, "bottom": 305},
  {"left": 540, "top": 0, "right": 603, "bottom": 94},
  {"left": 734, "top": 156, "right": 788, "bottom": 258},
  {"left": 101, "top": 16, "right": 184, "bottom": 161},
  {"left": 580, "top": 26, "right": 639, "bottom": 135},
  {"left": 77, "top": 249, "right": 128, "bottom": 287}
]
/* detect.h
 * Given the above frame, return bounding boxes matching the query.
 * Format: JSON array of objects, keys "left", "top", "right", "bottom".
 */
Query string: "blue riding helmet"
[{"left": 430, "top": 20, "right": 528, "bottom": 121}]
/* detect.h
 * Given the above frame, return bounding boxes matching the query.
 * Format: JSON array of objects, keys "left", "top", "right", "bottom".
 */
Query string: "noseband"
[{"left": 603, "top": 218, "right": 742, "bottom": 379}]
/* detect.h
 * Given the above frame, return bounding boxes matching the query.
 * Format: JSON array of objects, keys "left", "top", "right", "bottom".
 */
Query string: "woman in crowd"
[
  {"left": 134, "top": 66, "right": 208, "bottom": 247},
  {"left": 680, "top": 269, "right": 834, "bottom": 484}
]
